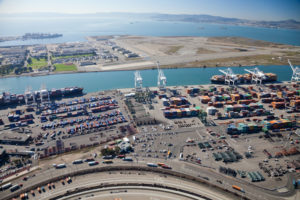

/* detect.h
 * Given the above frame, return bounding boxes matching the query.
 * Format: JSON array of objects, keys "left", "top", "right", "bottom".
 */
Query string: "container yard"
[
  {"left": 0, "top": 80, "right": 299, "bottom": 200},
  {"left": 130, "top": 80, "right": 300, "bottom": 190},
  {"left": 0, "top": 89, "right": 133, "bottom": 162}
]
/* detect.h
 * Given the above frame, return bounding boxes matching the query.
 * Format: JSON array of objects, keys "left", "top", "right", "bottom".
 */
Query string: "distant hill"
[
  {"left": 153, "top": 14, "right": 300, "bottom": 29},
  {"left": 1, "top": 12, "right": 299, "bottom": 29}
]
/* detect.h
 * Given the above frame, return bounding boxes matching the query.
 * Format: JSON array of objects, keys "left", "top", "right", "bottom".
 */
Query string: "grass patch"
[
  {"left": 28, "top": 57, "right": 47, "bottom": 69},
  {"left": 160, "top": 54, "right": 298, "bottom": 69},
  {"left": 208, "top": 37, "right": 286, "bottom": 47},
  {"left": 54, "top": 64, "right": 77, "bottom": 71},
  {"left": 196, "top": 54, "right": 286, "bottom": 66},
  {"left": 53, "top": 54, "right": 94, "bottom": 60},
  {"left": 280, "top": 51, "right": 300, "bottom": 57},
  {"left": 196, "top": 47, "right": 216, "bottom": 54},
  {"left": 165, "top": 46, "right": 183, "bottom": 55}
]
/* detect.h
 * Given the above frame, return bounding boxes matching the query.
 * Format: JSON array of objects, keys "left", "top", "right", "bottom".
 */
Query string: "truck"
[
  {"left": 167, "top": 150, "right": 172, "bottom": 158},
  {"left": 102, "top": 155, "right": 114, "bottom": 159},
  {"left": 161, "top": 164, "right": 172, "bottom": 169},
  {"left": 123, "top": 157, "right": 133, "bottom": 161},
  {"left": 55, "top": 163, "right": 66, "bottom": 169},
  {"left": 102, "top": 160, "right": 113, "bottom": 164},
  {"left": 43, "top": 133, "right": 49, "bottom": 139},
  {"left": 88, "top": 161, "right": 99, "bottom": 166},
  {"left": 179, "top": 153, "right": 184, "bottom": 160},
  {"left": 50, "top": 132, "right": 56, "bottom": 139},
  {"left": 117, "top": 154, "right": 125, "bottom": 158},
  {"left": 0, "top": 182, "right": 12, "bottom": 191},
  {"left": 72, "top": 159, "right": 83, "bottom": 164},
  {"left": 10, "top": 184, "right": 21, "bottom": 192},
  {"left": 147, "top": 163, "right": 158, "bottom": 167},
  {"left": 84, "top": 158, "right": 95, "bottom": 162},
  {"left": 232, "top": 185, "right": 245, "bottom": 193}
]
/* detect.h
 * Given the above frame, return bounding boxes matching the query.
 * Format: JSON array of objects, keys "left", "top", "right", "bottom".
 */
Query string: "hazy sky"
[{"left": 0, "top": 0, "right": 299, "bottom": 21}]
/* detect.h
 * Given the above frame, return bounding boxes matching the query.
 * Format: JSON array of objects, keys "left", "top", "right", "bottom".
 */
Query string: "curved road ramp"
[{"left": 3, "top": 166, "right": 247, "bottom": 200}]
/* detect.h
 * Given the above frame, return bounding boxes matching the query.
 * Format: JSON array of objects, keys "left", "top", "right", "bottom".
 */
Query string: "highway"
[
  {"left": 38, "top": 176, "right": 221, "bottom": 200},
  {"left": 1, "top": 157, "right": 298, "bottom": 200},
  {"left": 59, "top": 186, "right": 205, "bottom": 200}
]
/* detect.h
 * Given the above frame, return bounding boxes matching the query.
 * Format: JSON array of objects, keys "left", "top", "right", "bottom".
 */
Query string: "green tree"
[
  {"left": 27, "top": 57, "right": 32, "bottom": 64},
  {"left": 14, "top": 68, "right": 19, "bottom": 74}
]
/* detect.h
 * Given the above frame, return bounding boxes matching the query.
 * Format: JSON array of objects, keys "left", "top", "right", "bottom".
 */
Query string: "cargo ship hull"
[
  {"left": 0, "top": 86, "right": 84, "bottom": 107},
  {"left": 211, "top": 73, "right": 277, "bottom": 84}
]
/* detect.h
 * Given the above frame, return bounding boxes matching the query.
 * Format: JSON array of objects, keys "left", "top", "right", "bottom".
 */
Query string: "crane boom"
[
  {"left": 157, "top": 61, "right": 167, "bottom": 89},
  {"left": 244, "top": 68, "right": 265, "bottom": 84},
  {"left": 288, "top": 60, "right": 300, "bottom": 82},
  {"left": 134, "top": 71, "right": 143, "bottom": 91},
  {"left": 219, "top": 68, "right": 237, "bottom": 85},
  {"left": 288, "top": 59, "right": 295, "bottom": 72}
]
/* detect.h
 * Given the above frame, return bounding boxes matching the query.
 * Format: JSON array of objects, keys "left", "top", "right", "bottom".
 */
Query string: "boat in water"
[
  {"left": 211, "top": 72, "right": 277, "bottom": 84},
  {"left": 0, "top": 86, "right": 83, "bottom": 106}
]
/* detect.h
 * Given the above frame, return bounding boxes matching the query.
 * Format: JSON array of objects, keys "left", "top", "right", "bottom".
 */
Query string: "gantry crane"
[
  {"left": 40, "top": 84, "right": 50, "bottom": 103},
  {"left": 134, "top": 71, "right": 143, "bottom": 91},
  {"left": 288, "top": 59, "right": 300, "bottom": 82},
  {"left": 156, "top": 61, "right": 167, "bottom": 90},
  {"left": 244, "top": 68, "right": 266, "bottom": 84},
  {"left": 25, "top": 86, "right": 35, "bottom": 105},
  {"left": 219, "top": 68, "right": 238, "bottom": 85}
]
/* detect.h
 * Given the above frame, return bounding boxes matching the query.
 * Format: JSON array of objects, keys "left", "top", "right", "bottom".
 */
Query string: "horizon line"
[{"left": 0, "top": 11, "right": 299, "bottom": 22}]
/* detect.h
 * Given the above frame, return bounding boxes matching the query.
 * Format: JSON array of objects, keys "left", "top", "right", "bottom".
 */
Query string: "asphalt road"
[
  {"left": 1, "top": 157, "right": 298, "bottom": 200},
  {"left": 60, "top": 187, "right": 203, "bottom": 200}
]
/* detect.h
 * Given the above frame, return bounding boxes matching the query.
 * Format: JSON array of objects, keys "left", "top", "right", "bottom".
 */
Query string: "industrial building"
[{"left": 0, "top": 131, "right": 32, "bottom": 145}]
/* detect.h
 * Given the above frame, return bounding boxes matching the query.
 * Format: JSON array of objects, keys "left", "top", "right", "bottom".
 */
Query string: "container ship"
[
  {"left": 211, "top": 73, "right": 277, "bottom": 84},
  {"left": 22, "top": 33, "right": 63, "bottom": 40},
  {"left": 0, "top": 86, "right": 83, "bottom": 106}
]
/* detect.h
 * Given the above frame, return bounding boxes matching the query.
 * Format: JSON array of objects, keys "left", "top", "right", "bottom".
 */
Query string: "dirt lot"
[{"left": 110, "top": 35, "right": 300, "bottom": 70}]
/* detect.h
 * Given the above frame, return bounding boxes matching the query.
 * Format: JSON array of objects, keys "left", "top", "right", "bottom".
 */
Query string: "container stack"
[
  {"left": 209, "top": 86, "right": 216, "bottom": 92},
  {"left": 263, "top": 119, "right": 293, "bottom": 130},
  {"left": 238, "top": 99, "right": 254, "bottom": 105},
  {"left": 158, "top": 94, "right": 167, "bottom": 99},
  {"left": 187, "top": 88, "right": 200, "bottom": 95},
  {"left": 213, "top": 102, "right": 224, "bottom": 108},
  {"left": 227, "top": 124, "right": 239, "bottom": 134},
  {"left": 258, "top": 93, "right": 271, "bottom": 99},
  {"left": 225, "top": 105, "right": 233, "bottom": 112},
  {"left": 249, "top": 103, "right": 263, "bottom": 110},
  {"left": 212, "top": 95, "right": 231, "bottom": 102},
  {"left": 241, "top": 93, "right": 252, "bottom": 100},
  {"left": 162, "top": 98, "right": 169, "bottom": 106},
  {"left": 164, "top": 107, "right": 200, "bottom": 118},
  {"left": 169, "top": 97, "right": 189, "bottom": 106},
  {"left": 264, "top": 73, "right": 277, "bottom": 81},
  {"left": 290, "top": 100, "right": 300, "bottom": 107},
  {"left": 206, "top": 106, "right": 217, "bottom": 115},
  {"left": 238, "top": 123, "right": 261, "bottom": 133},
  {"left": 271, "top": 102, "right": 285, "bottom": 109},
  {"left": 231, "top": 94, "right": 240, "bottom": 102},
  {"left": 200, "top": 96, "right": 211, "bottom": 104}
]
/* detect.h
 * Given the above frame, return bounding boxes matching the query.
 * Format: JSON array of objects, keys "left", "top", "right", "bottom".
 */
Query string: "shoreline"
[
  {"left": 1, "top": 35, "right": 299, "bottom": 79},
  {"left": 0, "top": 62, "right": 292, "bottom": 79}
]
